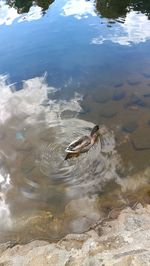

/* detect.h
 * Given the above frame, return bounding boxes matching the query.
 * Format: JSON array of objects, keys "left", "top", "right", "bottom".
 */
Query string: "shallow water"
[{"left": 0, "top": 0, "right": 150, "bottom": 243}]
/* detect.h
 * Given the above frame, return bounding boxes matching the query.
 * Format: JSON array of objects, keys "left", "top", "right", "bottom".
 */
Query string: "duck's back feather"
[{"left": 65, "top": 136, "right": 91, "bottom": 153}]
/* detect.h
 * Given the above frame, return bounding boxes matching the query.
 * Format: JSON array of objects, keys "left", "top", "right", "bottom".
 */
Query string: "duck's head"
[{"left": 90, "top": 125, "right": 99, "bottom": 140}]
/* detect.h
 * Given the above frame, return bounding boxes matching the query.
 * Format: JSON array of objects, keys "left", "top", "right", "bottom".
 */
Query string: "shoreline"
[{"left": 0, "top": 203, "right": 150, "bottom": 265}]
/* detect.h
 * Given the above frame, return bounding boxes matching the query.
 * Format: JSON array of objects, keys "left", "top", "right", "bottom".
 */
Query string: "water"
[{"left": 0, "top": 0, "right": 150, "bottom": 243}]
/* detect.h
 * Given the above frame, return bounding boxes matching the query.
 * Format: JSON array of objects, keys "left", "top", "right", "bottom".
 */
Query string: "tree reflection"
[
  {"left": 6, "top": 0, "right": 54, "bottom": 14},
  {"left": 96, "top": 0, "right": 150, "bottom": 20}
]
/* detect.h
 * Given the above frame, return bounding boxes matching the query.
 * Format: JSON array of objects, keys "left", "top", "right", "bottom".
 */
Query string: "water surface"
[{"left": 0, "top": 0, "right": 150, "bottom": 243}]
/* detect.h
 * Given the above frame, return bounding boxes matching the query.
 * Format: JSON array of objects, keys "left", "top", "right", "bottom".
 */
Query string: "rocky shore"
[{"left": 0, "top": 203, "right": 150, "bottom": 265}]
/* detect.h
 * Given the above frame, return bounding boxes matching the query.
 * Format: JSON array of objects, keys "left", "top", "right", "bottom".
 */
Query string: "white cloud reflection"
[
  {"left": 62, "top": 0, "right": 96, "bottom": 19},
  {"left": 92, "top": 11, "right": 150, "bottom": 46},
  {"left": 0, "top": 0, "right": 19, "bottom": 25},
  {"left": 18, "top": 5, "right": 43, "bottom": 23},
  {"left": 0, "top": 1, "right": 43, "bottom": 25},
  {"left": 0, "top": 74, "right": 82, "bottom": 125}
]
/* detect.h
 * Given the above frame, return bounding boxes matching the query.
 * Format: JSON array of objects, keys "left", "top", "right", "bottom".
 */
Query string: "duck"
[{"left": 65, "top": 125, "right": 101, "bottom": 160}]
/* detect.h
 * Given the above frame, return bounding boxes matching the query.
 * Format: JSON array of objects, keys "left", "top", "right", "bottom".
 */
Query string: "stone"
[
  {"left": 142, "top": 72, "right": 150, "bottom": 78},
  {"left": 122, "top": 121, "right": 138, "bottom": 133},
  {"left": 127, "top": 80, "right": 141, "bottom": 86},
  {"left": 93, "top": 90, "right": 112, "bottom": 104},
  {"left": 114, "top": 82, "right": 124, "bottom": 88},
  {"left": 131, "top": 129, "right": 150, "bottom": 150},
  {"left": 0, "top": 205, "right": 150, "bottom": 265},
  {"left": 143, "top": 93, "right": 150, "bottom": 98},
  {"left": 80, "top": 101, "right": 91, "bottom": 114},
  {"left": 125, "top": 94, "right": 147, "bottom": 108},
  {"left": 113, "top": 90, "right": 126, "bottom": 101},
  {"left": 100, "top": 108, "right": 117, "bottom": 118}
]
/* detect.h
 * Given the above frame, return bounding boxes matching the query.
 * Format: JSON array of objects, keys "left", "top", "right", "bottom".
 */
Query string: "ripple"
[{"left": 39, "top": 120, "right": 119, "bottom": 196}]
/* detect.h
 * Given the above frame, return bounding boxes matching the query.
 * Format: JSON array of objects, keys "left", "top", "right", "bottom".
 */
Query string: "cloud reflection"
[
  {"left": 0, "top": 74, "right": 82, "bottom": 125},
  {"left": 0, "top": 0, "right": 19, "bottom": 25},
  {"left": 18, "top": 5, "right": 43, "bottom": 22},
  {"left": 62, "top": 0, "right": 96, "bottom": 19},
  {"left": 92, "top": 11, "right": 150, "bottom": 46},
  {"left": 0, "top": 1, "right": 43, "bottom": 25}
]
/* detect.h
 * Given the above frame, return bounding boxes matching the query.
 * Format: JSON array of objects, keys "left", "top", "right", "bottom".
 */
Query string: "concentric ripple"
[{"left": 39, "top": 119, "right": 120, "bottom": 196}]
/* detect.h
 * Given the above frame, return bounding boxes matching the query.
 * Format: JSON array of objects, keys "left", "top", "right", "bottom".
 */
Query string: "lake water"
[{"left": 0, "top": 0, "right": 150, "bottom": 244}]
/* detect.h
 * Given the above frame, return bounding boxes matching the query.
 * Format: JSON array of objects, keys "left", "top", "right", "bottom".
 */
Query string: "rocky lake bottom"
[{"left": 0, "top": 73, "right": 150, "bottom": 245}]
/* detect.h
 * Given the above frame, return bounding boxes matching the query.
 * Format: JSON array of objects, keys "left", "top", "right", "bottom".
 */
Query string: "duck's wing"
[{"left": 65, "top": 136, "right": 91, "bottom": 153}]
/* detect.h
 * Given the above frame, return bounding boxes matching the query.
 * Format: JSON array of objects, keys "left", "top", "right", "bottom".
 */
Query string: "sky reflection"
[
  {"left": 0, "top": 0, "right": 150, "bottom": 45},
  {"left": 0, "top": 1, "right": 43, "bottom": 25},
  {"left": 92, "top": 11, "right": 150, "bottom": 45}
]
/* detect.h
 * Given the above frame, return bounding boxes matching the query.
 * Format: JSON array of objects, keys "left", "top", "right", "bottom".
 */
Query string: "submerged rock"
[
  {"left": 125, "top": 94, "right": 147, "bottom": 109},
  {"left": 122, "top": 121, "right": 138, "bottom": 133},
  {"left": 127, "top": 80, "right": 141, "bottom": 86},
  {"left": 143, "top": 93, "right": 150, "bottom": 98},
  {"left": 114, "top": 82, "right": 124, "bottom": 88},
  {"left": 113, "top": 90, "right": 126, "bottom": 101},
  {"left": 100, "top": 108, "right": 117, "bottom": 118},
  {"left": 131, "top": 129, "right": 150, "bottom": 150},
  {"left": 93, "top": 90, "right": 112, "bottom": 104},
  {"left": 142, "top": 72, "right": 150, "bottom": 78}
]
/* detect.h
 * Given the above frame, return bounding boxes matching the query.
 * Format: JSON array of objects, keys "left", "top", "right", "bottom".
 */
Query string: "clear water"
[{"left": 0, "top": 0, "right": 150, "bottom": 243}]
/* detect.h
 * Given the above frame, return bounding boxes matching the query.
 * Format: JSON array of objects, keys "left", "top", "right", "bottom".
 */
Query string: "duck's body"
[
  {"left": 65, "top": 135, "right": 93, "bottom": 153},
  {"left": 65, "top": 125, "right": 100, "bottom": 159}
]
